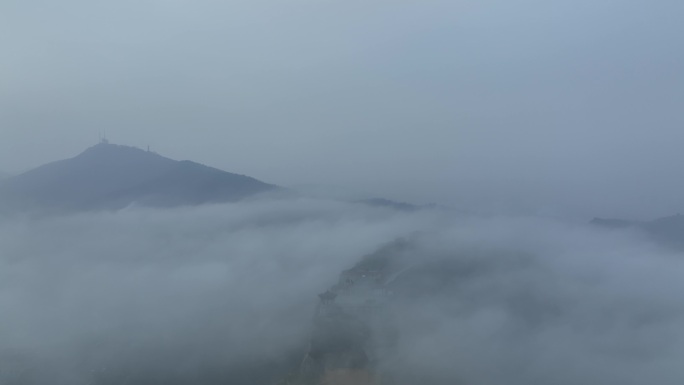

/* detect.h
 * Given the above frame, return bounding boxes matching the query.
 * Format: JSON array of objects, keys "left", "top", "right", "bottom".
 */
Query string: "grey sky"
[{"left": 2, "top": 0, "right": 683, "bottom": 218}]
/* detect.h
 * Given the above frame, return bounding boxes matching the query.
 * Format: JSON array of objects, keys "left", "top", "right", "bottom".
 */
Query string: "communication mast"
[{"left": 100, "top": 130, "right": 109, "bottom": 144}]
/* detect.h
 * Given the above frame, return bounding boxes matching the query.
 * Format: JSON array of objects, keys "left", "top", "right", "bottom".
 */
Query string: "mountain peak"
[
  {"left": 77, "top": 142, "right": 167, "bottom": 161},
  {"left": 0, "top": 143, "right": 278, "bottom": 214}
]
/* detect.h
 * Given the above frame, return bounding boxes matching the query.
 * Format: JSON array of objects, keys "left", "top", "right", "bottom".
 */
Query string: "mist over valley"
[
  {"left": 1, "top": 145, "right": 684, "bottom": 384},
  {"left": 3, "top": 0, "right": 684, "bottom": 383}
]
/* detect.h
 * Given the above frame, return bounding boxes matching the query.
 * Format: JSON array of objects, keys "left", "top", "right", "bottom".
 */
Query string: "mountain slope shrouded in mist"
[
  {"left": 592, "top": 214, "right": 684, "bottom": 250},
  {"left": 0, "top": 142, "right": 278, "bottom": 213}
]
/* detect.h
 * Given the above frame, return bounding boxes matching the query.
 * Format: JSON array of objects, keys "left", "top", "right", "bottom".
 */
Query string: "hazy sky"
[{"left": 2, "top": 0, "right": 683, "bottom": 218}]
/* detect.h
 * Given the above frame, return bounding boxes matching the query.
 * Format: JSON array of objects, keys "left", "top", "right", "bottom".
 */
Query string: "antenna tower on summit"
[{"left": 100, "top": 130, "right": 109, "bottom": 145}]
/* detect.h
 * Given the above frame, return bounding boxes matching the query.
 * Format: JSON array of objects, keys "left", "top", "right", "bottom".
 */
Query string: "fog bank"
[{"left": 1, "top": 199, "right": 684, "bottom": 384}]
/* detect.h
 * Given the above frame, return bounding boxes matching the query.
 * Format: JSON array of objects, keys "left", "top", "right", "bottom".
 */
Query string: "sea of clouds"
[{"left": 1, "top": 198, "right": 684, "bottom": 384}]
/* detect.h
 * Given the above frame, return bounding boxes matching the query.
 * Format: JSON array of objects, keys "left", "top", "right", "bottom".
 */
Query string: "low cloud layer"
[
  {"left": 0, "top": 199, "right": 427, "bottom": 384},
  {"left": 382, "top": 219, "right": 684, "bottom": 384},
  {"left": 1, "top": 199, "right": 684, "bottom": 384}
]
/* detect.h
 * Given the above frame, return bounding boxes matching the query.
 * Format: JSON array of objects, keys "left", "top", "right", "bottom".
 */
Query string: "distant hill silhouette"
[
  {"left": 0, "top": 142, "right": 278, "bottom": 214},
  {"left": 591, "top": 214, "right": 684, "bottom": 249},
  {"left": 354, "top": 197, "right": 420, "bottom": 211},
  {"left": 355, "top": 197, "right": 462, "bottom": 214}
]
